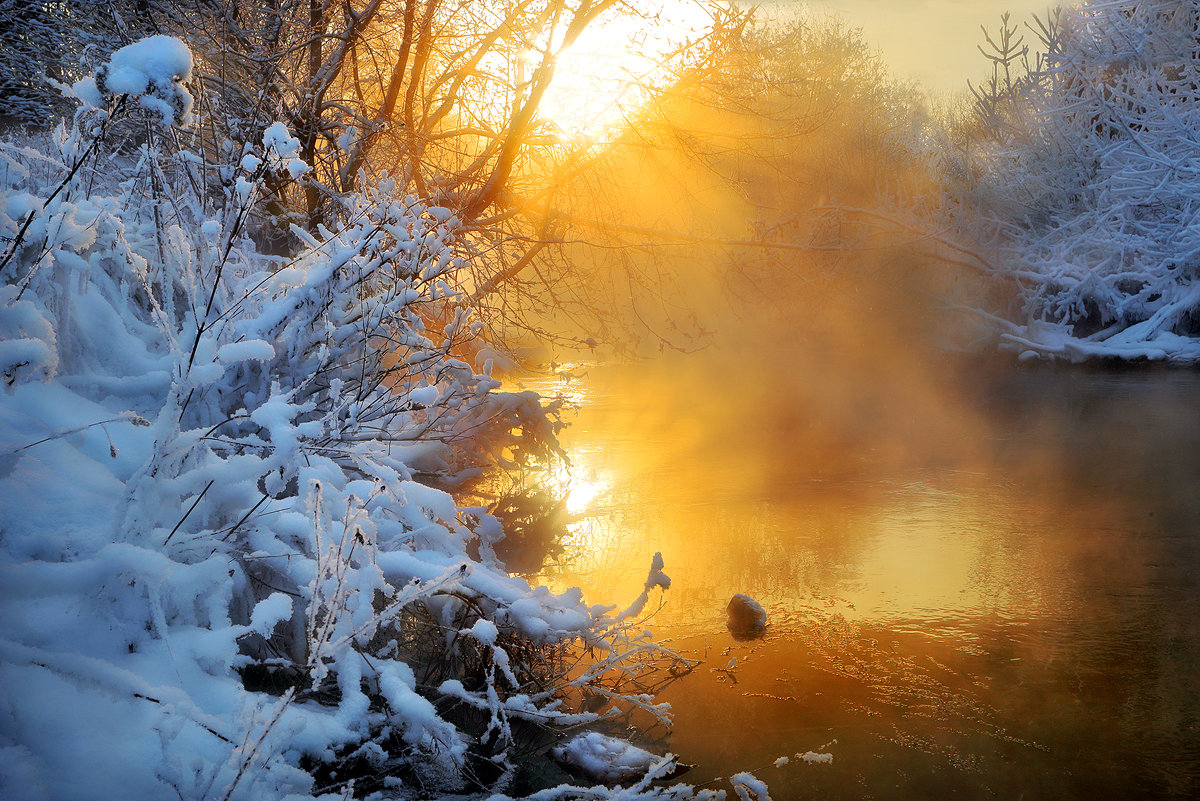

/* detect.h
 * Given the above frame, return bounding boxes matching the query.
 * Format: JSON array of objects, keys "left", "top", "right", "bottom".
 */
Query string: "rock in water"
[{"left": 726, "top": 593, "right": 767, "bottom": 639}]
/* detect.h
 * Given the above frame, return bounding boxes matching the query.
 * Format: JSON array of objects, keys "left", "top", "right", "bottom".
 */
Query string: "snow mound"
[{"left": 551, "top": 733, "right": 666, "bottom": 782}]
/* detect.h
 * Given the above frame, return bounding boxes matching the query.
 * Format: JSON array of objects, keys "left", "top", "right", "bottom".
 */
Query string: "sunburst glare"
[{"left": 538, "top": 0, "right": 719, "bottom": 140}]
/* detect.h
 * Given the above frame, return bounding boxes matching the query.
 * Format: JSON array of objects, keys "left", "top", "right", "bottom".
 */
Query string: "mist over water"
[
  {"left": 504, "top": 325, "right": 1200, "bottom": 798},
  {"left": 492, "top": 7, "right": 1200, "bottom": 797}
]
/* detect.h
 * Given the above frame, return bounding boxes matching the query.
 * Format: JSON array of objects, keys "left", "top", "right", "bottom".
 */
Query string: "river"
[{"left": 496, "top": 355, "right": 1200, "bottom": 800}]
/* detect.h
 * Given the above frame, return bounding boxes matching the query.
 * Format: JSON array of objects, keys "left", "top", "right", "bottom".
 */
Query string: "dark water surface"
[{"left": 509, "top": 359, "right": 1200, "bottom": 800}]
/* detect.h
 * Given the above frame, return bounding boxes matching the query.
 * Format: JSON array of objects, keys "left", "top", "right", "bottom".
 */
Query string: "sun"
[{"left": 538, "top": 0, "right": 720, "bottom": 141}]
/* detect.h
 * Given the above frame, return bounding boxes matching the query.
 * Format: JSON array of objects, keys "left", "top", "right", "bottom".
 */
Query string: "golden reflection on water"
[
  {"left": 518, "top": 362, "right": 1081, "bottom": 633},
  {"left": 506, "top": 358, "right": 1200, "bottom": 800}
]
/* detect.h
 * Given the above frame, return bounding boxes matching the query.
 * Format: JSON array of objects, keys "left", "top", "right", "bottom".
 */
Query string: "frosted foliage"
[
  {"left": 260, "top": 123, "right": 310, "bottom": 179},
  {"left": 950, "top": 0, "right": 1200, "bottom": 361},
  {"left": 0, "top": 40, "right": 700, "bottom": 801}
]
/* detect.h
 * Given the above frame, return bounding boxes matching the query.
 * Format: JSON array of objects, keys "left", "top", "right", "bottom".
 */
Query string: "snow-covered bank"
[
  {"left": 946, "top": 1, "right": 1200, "bottom": 363},
  {"left": 0, "top": 40, "right": 704, "bottom": 801}
]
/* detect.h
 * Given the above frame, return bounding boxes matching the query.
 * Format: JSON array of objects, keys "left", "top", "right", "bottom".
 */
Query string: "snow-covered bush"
[
  {"left": 0, "top": 39, "right": 699, "bottom": 801},
  {"left": 945, "top": 0, "right": 1200, "bottom": 361}
]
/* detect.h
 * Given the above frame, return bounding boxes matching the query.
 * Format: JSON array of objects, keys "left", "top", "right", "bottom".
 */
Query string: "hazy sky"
[{"left": 763, "top": 1, "right": 1056, "bottom": 95}]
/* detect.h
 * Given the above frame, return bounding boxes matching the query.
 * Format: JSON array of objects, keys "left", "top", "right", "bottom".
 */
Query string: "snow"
[
  {"left": 286, "top": 159, "right": 311, "bottom": 179},
  {"left": 249, "top": 593, "right": 293, "bottom": 635},
  {"left": 235, "top": 176, "right": 254, "bottom": 204},
  {"left": 262, "top": 123, "right": 301, "bottom": 159},
  {"left": 645, "top": 551, "right": 671, "bottom": 590},
  {"left": 96, "top": 36, "right": 193, "bottom": 125},
  {"left": 218, "top": 339, "right": 275, "bottom": 364},
  {"left": 550, "top": 733, "right": 665, "bottom": 782},
  {"left": 0, "top": 338, "right": 55, "bottom": 386},
  {"left": 4, "top": 192, "right": 42, "bottom": 221},
  {"left": 615, "top": 553, "right": 672, "bottom": 622},
  {"left": 730, "top": 772, "right": 772, "bottom": 801},
  {"left": 336, "top": 126, "right": 358, "bottom": 153},
  {"left": 0, "top": 34, "right": 704, "bottom": 801},
  {"left": 70, "top": 76, "right": 102, "bottom": 107},
  {"left": 408, "top": 384, "right": 439, "bottom": 407},
  {"left": 377, "top": 662, "right": 466, "bottom": 756},
  {"left": 103, "top": 36, "right": 192, "bottom": 96},
  {"left": 466, "top": 618, "right": 499, "bottom": 646},
  {"left": 259, "top": 123, "right": 311, "bottom": 180}
]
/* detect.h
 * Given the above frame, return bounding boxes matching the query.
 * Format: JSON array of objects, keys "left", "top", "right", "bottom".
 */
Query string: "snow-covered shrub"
[
  {"left": 0, "top": 40, "right": 698, "bottom": 801},
  {"left": 945, "top": 0, "right": 1200, "bottom": 361}
]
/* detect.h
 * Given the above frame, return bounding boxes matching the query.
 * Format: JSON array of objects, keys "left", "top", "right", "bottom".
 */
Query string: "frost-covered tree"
[
  {"left": 0, "top": 0, "right": 115, "bottom": 126},
  {"left": 946, "top": 0, "right": 1200, "bottom": 361},
  {"left": 0, "top": 37, "right": 707, "bottom": 800}
]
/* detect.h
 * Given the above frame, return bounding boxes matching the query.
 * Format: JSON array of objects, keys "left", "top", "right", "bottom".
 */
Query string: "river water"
[{"left": 500, "top": 355, "right": 1200, "bottom": 800}]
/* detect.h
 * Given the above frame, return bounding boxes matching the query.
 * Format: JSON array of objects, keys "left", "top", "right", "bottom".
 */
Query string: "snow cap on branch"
[{"left": 76, "top": 35, "right": 194, "bottom": 126}]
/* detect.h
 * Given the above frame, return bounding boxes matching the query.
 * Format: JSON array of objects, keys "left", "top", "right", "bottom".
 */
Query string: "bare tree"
[{"left": 106, "top": 0, "right": 742, "bottom": 350}]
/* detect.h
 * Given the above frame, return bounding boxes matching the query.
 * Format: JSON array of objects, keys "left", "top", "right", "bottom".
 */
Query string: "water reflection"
[{"left": 505, "top": 359, "right": 1200, "bottom": 800}]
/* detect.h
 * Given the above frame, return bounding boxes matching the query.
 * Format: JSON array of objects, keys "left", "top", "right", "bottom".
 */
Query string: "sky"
[{"left": 762, "top": 1, "right": 1057, "bottom": 95}]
